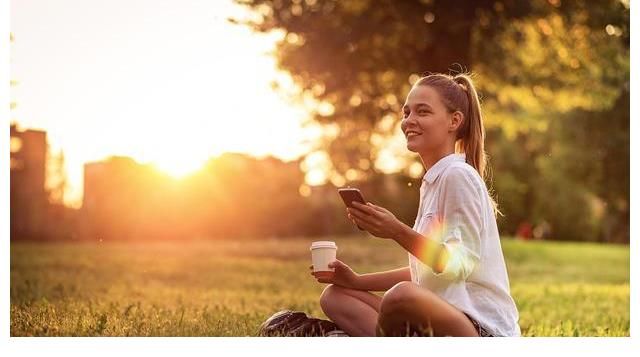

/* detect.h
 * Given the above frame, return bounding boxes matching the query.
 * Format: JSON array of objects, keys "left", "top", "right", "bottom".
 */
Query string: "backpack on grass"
[{"left": 257, "top": 310, "right": 349, "bottom": 337}]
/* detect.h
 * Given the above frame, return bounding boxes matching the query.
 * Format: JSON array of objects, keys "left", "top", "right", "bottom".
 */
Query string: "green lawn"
[{"left": 10, "top": 236, "right": 629, "bottom": 336}]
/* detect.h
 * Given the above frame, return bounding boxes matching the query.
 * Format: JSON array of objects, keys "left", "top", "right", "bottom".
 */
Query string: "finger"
[
  {"left": 352, "top": 215, "right": 375, "bottom": 232},
  {"left": 364, "top": 202, "right": 387, "bottom": 215},
  {"left": 348, "top": 203, "right": 372, "bottom": 216},
  {"left": 349, "top": 206, "right": 374, "bottom": 220},
  {"left": 352, "top": 201, "right": 379, "bottom": 216},
  {"left": 368, "top": 203, "right": 387, "bottom": 213},
  {"left": 351, "top": 211, "right": 377, "bottom": 227}
]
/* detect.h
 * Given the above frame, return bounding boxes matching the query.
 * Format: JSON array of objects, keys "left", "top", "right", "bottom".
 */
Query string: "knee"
[
  {"left": 380, "top": 281, "right": 419, "bottom": 315},
  {"left": 319, "top": 284, "right": 341, "bottom": 313}
]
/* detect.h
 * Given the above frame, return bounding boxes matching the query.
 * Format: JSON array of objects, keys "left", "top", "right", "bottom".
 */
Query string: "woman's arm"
[
  {"left": 393, "top": 225, "right": 450, "bottom": 273},
  {"left": 348, "top": 204, "right": 450, "bottom": 273},
  {"left": 353, "top": 266, "right": 412, "bottom": 292},
  {"left": 348, "top": 167, "right": 483, "bottom": 280}
]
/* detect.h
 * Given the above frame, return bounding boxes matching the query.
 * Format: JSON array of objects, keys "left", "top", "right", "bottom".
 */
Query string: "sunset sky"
[{"left": 10, "top": 0, "right": 323, "bottom": 207}]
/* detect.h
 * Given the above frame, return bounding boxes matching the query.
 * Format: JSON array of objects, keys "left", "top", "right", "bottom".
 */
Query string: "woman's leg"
[
  {"left": 319, "top": 284, "right": 382, "bottom": 336},
  {"left": 376, "top": 281, "right": 479, "bottom": 337}
]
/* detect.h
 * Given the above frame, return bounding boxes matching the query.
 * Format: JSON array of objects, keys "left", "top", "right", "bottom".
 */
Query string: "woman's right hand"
[{"left": 309, "top": 259, "right": 361, "bottom": 289}]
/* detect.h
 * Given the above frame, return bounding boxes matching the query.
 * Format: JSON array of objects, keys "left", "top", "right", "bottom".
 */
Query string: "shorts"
[{"left": 463, "top": 313, "right": 496, "bottom": 337}]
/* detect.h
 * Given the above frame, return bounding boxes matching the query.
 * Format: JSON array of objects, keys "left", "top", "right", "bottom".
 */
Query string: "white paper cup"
[{"left": 310, "top": 241, "right": 337, "bottom": 278}]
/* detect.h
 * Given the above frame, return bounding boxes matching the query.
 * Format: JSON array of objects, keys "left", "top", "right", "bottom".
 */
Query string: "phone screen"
[
  {"left": 338, "top": 188, "right": 366, "bottom": 208},
  {"left": 338, "top": 188, "right": 366, "bottom": 230}
]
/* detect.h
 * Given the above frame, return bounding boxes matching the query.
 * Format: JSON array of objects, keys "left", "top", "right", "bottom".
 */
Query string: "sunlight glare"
[{"left": 10, "top": 0, "right": 312, "bottom": 206}]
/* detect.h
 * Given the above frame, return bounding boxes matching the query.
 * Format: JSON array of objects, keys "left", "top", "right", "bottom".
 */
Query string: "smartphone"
[{"left": 338, "top": 187, "right": 366, "bottom": 230}]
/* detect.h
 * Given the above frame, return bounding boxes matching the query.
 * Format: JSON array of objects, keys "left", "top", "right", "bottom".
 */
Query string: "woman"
[{"left": 310, "top": 73, "right": 520, "bottom": 337}]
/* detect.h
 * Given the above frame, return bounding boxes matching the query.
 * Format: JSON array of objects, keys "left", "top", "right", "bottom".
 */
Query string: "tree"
[
  {"left": 231, "top": 0, "right": 629, "bottom": 242},
  {"left": 231, "top": 0, "right": 628, "bottom": 181},
  {"left": 532, "top": 89, "right": 629, "bottom": 242}
]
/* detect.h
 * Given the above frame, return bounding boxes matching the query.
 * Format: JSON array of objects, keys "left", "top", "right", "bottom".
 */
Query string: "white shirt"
[{"left": 408, "top": 153, "right": 521, "bottom": 336}]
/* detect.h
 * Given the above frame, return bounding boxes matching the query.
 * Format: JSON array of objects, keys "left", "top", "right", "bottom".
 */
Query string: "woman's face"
[{"left": 400, "top": 85, "right": 454, "bottom": 155}]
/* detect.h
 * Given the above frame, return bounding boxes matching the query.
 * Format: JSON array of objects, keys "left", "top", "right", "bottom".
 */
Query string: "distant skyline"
[{"left": 10, "top": 0, "right": 318, "bottom": 207}]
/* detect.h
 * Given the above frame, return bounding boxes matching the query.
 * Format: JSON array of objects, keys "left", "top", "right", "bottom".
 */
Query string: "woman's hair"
[{"left": 414, "top": 73, "right": 502, "bottom": 216}]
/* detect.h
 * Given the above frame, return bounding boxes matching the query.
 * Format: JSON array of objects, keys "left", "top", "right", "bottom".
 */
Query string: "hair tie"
[{"left": 457, "top": 82, "right": 468, "bottom": 92}]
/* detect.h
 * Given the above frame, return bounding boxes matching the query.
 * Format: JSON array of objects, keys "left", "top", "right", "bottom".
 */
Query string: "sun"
[
  {"left": 152, "top": 156, "right": 209, "bottom": 179},
  {"left": 141, "top": 136, "right": 223, "bottom": 179},
  {"left": 15, "top": 1, "right": 312, "bottom": 206}
]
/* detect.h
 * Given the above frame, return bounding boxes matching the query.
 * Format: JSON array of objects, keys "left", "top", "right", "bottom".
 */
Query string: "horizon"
[{"left": 10, "top": 0, "right": 329, "bottom": 207}]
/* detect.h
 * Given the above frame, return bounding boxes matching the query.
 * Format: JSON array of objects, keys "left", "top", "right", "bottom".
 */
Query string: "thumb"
[{"left": 328, "top": 260, "right": 343, "bottom": 269}]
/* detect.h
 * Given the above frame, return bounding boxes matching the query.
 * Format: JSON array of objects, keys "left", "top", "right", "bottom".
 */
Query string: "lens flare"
[
  {"left": 415, "top": 215, "right": 476, "bottom": 279},
  {"left": 416, "top": 216, "right": 471, "bottom": 275},
  {"left": 414, "top": 215, "right": 448, "bottom": 273}
]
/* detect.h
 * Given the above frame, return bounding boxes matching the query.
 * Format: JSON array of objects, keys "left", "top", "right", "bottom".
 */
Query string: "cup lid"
[{"left": 310, "top": 241, "right": 337, "bottom": 250}]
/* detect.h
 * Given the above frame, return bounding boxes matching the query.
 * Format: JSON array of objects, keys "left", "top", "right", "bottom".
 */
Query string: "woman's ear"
[{"left": 449, "top": 111, "right": 464, "bottom": 133}]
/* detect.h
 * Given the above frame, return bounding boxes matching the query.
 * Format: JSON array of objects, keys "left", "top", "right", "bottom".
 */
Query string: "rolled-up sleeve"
[{"left": 432, "top": 167, "right": 483, "bottom": 282}]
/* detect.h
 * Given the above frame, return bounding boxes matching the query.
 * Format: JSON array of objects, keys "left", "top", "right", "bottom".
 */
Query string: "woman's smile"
[{"left": 405, "top": 128, "right": 423, "bottom": 138}]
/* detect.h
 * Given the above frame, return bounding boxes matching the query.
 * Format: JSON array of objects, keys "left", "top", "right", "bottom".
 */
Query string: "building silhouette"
[{"left": 10, "top": 124, "right": 48, "bottom": 239}]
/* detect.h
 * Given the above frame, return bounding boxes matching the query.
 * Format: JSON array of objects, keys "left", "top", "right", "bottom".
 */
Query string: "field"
[{"left": 10, "top": 236, "right": 630, "bottom": 336}]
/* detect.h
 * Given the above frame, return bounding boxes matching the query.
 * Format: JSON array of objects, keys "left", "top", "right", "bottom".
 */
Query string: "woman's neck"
[{"left": 420, "top": 147, "right": 456, "bottom": 173}]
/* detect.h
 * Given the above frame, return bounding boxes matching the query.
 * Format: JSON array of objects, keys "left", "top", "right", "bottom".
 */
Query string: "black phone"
[{"left": 338, "top": 187, "right": 367, "bottom": 230}]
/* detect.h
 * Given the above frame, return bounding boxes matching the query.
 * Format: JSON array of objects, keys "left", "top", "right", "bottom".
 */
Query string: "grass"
[{"left": 10, "top": 236, "right": 629, "bottom": 336}]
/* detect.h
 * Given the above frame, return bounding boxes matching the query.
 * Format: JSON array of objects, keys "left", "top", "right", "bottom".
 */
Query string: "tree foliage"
[
  {"left": 232, "top": 0, "right": 628, "bottom": 175},
  {"left": 232, "top": 0, "right": 629, "bottom": 242}
]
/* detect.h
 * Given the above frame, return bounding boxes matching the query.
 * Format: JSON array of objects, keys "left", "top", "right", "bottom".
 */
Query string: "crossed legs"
[
  {"left": 319, "top": 284, "right": 382, "bottom": 336},
  {"left": 319, "top": 281, "right": 479, "bottom": 337}
]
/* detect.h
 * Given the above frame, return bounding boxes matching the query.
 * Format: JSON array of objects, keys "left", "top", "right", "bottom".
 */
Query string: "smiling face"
[{"left": 401, "top": 85, "right": 460, "bottom": 156}]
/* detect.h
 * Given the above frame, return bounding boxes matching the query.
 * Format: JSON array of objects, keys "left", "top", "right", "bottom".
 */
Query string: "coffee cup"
[{"left": 310, "top": 241, "right": 337, "bottom": 279}]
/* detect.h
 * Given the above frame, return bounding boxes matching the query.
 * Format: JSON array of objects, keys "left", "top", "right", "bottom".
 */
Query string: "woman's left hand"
[{"left": 347, "top": 201, "right": 409, "bottom": 240}]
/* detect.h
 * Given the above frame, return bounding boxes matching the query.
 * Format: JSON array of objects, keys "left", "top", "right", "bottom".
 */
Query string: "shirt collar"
[{"left": 422, "top": 153, "right": 466, "bottom": 184}]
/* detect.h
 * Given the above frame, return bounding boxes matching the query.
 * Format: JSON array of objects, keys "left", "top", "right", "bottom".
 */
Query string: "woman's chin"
[{"left": 406, "top": 141, "right": 420, "bottom": 153}]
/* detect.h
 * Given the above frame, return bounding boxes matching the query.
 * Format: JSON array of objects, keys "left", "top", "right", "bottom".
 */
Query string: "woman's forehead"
[{"left": 404, "top": 85, "right": 440, "bottom": 107}]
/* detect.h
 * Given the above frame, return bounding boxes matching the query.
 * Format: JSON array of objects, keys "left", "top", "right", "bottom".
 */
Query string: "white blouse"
[{"left": 408, "top": 153, "right": 521, "bottom": 336}]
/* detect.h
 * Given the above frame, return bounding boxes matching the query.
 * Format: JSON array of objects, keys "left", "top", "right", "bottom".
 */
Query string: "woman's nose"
[{"left": 401, "top": 117, "right": 413, "bottom": 131}]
